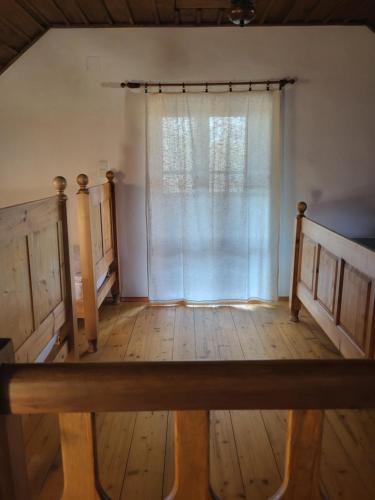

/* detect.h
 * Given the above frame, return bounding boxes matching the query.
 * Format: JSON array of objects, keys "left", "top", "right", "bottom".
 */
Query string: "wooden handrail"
[{"left": 2, "top": 359, "right": 375, "bottom": 414}]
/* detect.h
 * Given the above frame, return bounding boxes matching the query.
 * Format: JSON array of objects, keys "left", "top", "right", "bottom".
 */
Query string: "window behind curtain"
[{"left": 147, "top": 91, "right": 280, "bottom": 302}]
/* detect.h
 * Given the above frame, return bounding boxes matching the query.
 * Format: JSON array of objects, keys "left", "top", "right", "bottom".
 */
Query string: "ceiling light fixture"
[{"left": 228, "top": 0, "right": 256, "bottom": 27}]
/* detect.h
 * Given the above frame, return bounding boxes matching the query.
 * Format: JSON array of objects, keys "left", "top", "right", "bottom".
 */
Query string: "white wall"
[{"left": 0, "top": 27, "right": 374, "bottom": 297}]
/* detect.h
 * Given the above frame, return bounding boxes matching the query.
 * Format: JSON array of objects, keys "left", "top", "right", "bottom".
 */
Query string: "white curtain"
[{"left": 146, "top": 91, "right": 280, "bottom": 302}]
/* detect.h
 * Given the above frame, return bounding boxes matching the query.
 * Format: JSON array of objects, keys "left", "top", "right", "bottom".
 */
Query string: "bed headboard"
[
  {"left": 0, "top": 177, "right": 77, "bottom": 362},
  {"left": 290, "top": 202, "right": 375, "bottom": 359},
  {"left": 76, "top": 171, "right": 120, "bottom": 349}
]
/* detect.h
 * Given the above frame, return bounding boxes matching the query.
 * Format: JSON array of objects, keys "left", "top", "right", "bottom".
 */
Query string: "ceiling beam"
[
  {"left": 259, "top": 0, "right": 276, "bottom": 24},
  {"left": 99, "top": 0, "right": 114, "bottom": 25},
  {"left": 0, "top": 17, "right": 33, "bottom": 43},
  {"left": 304, "top": 0, "right": 323, "bottom": 23},
  {"left": 217, "top": 8, "right": 224, "bottom": 25},
  {"left": 71, "top": 0, "right": 90, "bottom": 25},
  {"left": 196, "top": 8, "right": 202, "bottom": 24},
  {"left": 14, "top": 0, "right": 50, "bottom": 28},
  {"left": 283, "top": 0, "right": 298, "bottom": 24},
  {"left": 0, "top": 38, "right": 19, "bottom": 56},
  {"left": 49, "top": 0, "right": 70, "bottom": 25},
  {"left": 152, "top": 0, "right": 161, "bottom": 25},
  {"left": 323, "top": 0, "right": 347, "bottom": 24},
  {"left": 123, "top": 0, "right": 135, "bottom": 25}
]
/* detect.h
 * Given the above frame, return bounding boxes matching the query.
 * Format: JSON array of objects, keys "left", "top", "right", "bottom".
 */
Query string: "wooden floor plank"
[
  {"left": 37, "top": 301, "right": 375, "bottom": 500},
  {"left": 120, "top": 306, "right": 175, "bottom": 499}
]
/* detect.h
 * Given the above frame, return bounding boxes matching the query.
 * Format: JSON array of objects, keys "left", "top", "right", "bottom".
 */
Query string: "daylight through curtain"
[{"left": 146, "top": 91, "right": 280, "bottom": 302}]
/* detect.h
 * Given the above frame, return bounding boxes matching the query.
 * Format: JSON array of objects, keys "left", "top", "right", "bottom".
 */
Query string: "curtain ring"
[
  {"left": 145, "top": 83, "right": 148, "bottom": 94},
  {"left": 159, "top": 83, "right": 162, "bottom": 93},
  {"left": 205, "top": 83, "right": 208, "bottom": 93},
  {"left": 182, "top": 83, "right": 186, "bottom": 93},
  {"left": 249, "top": 82, "right": 252, "bottom": 91},
  {"left": 266, "top": 81, "right": 270, "bottom": 91},
  {"left": 229, "top": 82, "right": 232, "bottom": 92}
]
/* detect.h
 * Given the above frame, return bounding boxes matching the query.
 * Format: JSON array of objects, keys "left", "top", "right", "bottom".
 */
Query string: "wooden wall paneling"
[
  {"left": 295, "top": 215, "right": 375, "bottom": 360},
  {"left": 299, "top": 234, "right": 316, "bottom": 292},
  {"left": 0, "top": 235, "right": 34, "bottom": 350},
  {"left": 337, "top": 264, "right": 372, "bottom": 357},
  {"left": 0, "top": 339, "right": 29, "bottom": 500},
  {"left": 29, "top": 223, "right": 63, "bottom": 323},
  {"left": 315, "top": 245, "right": 338, "bottom": 316}
]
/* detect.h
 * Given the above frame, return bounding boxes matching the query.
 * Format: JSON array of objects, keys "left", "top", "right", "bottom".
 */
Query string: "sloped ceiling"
[{"left": 0, "top": 0, "right": 374, "bottom": 75}]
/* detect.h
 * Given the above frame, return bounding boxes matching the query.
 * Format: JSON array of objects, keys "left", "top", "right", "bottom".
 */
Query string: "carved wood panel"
[
  {"left": 299, "top": 235, "right": 316, "bottom": 292},
  {"left": 0, "top": 197, "right": 69, "bottom": 361},
  {"left": 0, "top": 236, "right": 34, "bottom": 350},
  {"left": 339, "top": 264, "right": 372, "bottom": 352},
  {"left": 315, "top": 246, "right": 338, "bottom": 317}
]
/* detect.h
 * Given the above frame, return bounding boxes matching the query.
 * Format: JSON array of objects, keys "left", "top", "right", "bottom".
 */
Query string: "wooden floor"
[{"left": 39, "top": 302, "right": 375, "bottom": 500}]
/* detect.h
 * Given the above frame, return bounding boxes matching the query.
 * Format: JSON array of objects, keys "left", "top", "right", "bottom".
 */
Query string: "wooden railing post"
[
  {"left": 289, "top": 201, "right": 307, "bottom": 322},
  {"left": 0, "top": 339, "right": 29, "bottom": 500},
  {"left": 106, "top": 170, "right": 120, "bottom": 305},
  {"left": 59, "top": 412, "right": 109, "bottom": 500},
  {"left": 270, "top": 410, "right": 324, "bottom": 500},
  {"left": 165, "top": 410, "right": 214, "bottom": 500},
  {"left": 77, "top": 174, "right": 99, "bottom": 353},
  {"left": 53, "top": 176, "right": 79, "bottom": 358}
]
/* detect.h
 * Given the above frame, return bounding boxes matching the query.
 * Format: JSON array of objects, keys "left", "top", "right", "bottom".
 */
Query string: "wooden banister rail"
[
  {"left": 2, "top": 359, "right": 375, "bottom": 415},
  {"left": 2, "top": 346, "right": 375, "bottom": 499}
]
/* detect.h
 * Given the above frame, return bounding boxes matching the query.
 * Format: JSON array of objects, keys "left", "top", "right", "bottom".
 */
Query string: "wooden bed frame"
[
  {"left": 0, "top": 176, "right": 77, "bottom": 496},
  {"left": 290, "top": 202, "right": 375, "bottom": 359},
  {"left": 76, "top": 170, "right": 120, "bottom": 353}
]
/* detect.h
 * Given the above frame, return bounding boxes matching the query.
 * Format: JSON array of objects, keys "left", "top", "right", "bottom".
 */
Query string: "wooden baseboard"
[
  {"left": 120, "top": 297, "right": 150, "bottom": 303},
  {"left": 120, "top": 296, "right": 290, "bottom": 304}
]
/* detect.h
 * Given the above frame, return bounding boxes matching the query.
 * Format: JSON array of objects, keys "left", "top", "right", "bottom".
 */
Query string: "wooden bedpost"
[
  {"left": 106, "top": 170, "right": 120, "bottom": 305},
  {"left": 53, "top": 176, "right": 78, "bottom": 358},
  {"left": 77, "top": 174, "right": 99, "bottom": 353},
  {"left": 59, "top": 413, "right": 109, "bottom": 500},
  {"left": 165, "top": 411, "right": 215, "bottom": 500},
  {"left": 270, "top": 410, "right": 324, "bottom": 500},
  {"left": 289, "top": 201, "right": 307, "bottom": 322},
  {"left": 0, "top": 339, "right": 29, "bottom": 499}
]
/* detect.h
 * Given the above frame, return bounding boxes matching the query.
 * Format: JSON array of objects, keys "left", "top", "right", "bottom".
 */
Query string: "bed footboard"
[
  {"left": 76, "top": 171, "right": 120, "bottom": 353},
  {"left": 290, "top": 203, "right": 375, "bottom": 359}
]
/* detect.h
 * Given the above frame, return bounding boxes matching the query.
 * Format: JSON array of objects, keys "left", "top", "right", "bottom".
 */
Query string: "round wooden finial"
[
  {"left": 106, "top": 170, "right": 115, "bottom": 183},
  {"left": 297, "top": 201, "right": 307, "bottom": 216},
  {"left": 77, "top": 173, "right": 89, "bottom": 193},
  {"left": 53, "top": 176, "right": 67, "bottom": 196}
]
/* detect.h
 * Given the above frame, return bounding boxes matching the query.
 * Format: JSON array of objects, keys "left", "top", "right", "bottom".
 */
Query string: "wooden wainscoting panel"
[
  {"left": 91, "top": 202, "right": 104, "bottom": 266},
  {"left": 29, "top": 222, "right": 62, "bottom": 325},
  {"left": 339, "top": 264, "right": 372, "bottom": 354},
  {"left": 101, "top": 193, "right": 113, "bottom": 256},
  {"left": 299, "top": 235, "right": 316, "bottom": 292},
  {"left": 316, "top": 246, "right": 338, "bottom": 317},
  {"left": 0, "top": 235, "right": 34, "bottom": 349}
]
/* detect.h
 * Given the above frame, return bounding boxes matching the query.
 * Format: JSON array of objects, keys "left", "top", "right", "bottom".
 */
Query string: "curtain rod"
[{"left": 121, "top": 78, "right": 296, "bottom": 92}]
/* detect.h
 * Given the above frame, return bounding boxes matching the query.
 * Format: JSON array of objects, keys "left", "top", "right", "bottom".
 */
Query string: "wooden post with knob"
[
  {"left": 0, "top": 339, "right": 29, "bottom": 500},
  {"left": 106, "top": 170, "right": 120, "bottom": 304},
  {"left": 289, "top": 201, "right": 307, "bottom": 322},
  {"left": 270, "top": 410, "right": 324, "bottom": 500},
  {"left": 52, "top": 176, "right": 78, "bottom": 358},
  {"left": 59, "top": 412, "right": 109, "bottom": 500},
  {"left": 76, "top": 174, "right": 99, "bottom": 353},
  {"left": 165, "top": 411, "right": 216, "bottom": 500}
]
